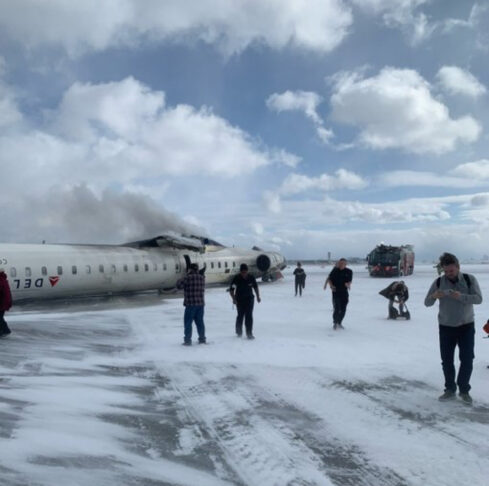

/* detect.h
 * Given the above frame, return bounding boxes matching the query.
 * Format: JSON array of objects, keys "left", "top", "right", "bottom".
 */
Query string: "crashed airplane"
[{"left": 0, "top": 233, "right": 286, "bottom": 302}]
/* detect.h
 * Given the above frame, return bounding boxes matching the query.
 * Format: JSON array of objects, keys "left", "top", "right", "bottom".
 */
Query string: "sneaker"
[
  {"left": 182, "top": 341, "right": 192, "bottom": 346},
  {"left": 198, "top": 340, "right": 207, "bottom": 344},
  {"left": 459, "top": 392, "right": 473, "bottom": 404},
  {"left": 0, "top": 330, "right": 11, "bottom": 338},
  {"left": 333, "top": 323, "right": 338, "bottom": 330},
  {"left": 338, "top": 324, "right": 345, "bottom": 330},
  {"left": 236, "top": 333, "right": 242, "bottom": 337},
  {"left": 438, "top": 390, "right": 456, "bottom": 401},
  {"left": 246, "top": 334, "right": 255, "bottom": 340}
]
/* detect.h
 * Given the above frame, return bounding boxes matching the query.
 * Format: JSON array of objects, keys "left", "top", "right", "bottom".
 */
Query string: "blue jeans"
[
  {"left": 439, "top": 323, "right": 475, "bottom": 393},
  {"left": 184, "top": 306, "right": 206, "bottom": 344}
]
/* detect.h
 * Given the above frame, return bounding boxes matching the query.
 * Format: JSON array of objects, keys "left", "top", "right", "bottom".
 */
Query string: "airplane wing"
[{"left": 124, "top": 233, "right": 204, "bottom": 252}]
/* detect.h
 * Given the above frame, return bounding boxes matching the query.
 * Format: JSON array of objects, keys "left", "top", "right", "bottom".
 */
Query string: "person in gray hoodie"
[{"left": 424, "top": 253, "right": 482, "bottom": 403}]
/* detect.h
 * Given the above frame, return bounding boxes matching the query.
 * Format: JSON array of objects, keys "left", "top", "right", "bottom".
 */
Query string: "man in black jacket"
[
  {"left": 324, "top": 258, "right": 353, "bottom": 330},
  {"left": 293, "top": 262, "right": 306, "bottom": 296},
  {"left": 229, "top": 263, "right": 261, "bottom": 339}
]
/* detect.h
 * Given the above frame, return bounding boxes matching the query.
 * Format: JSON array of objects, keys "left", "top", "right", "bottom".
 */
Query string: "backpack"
[{"left": 436, "top": 273, "right": 471, "bottom": 290}]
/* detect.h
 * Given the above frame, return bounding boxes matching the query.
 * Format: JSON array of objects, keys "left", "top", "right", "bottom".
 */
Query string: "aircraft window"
[
  {"left": 163, "top": 263, "right": 167, "bottom": 271},
  {"left": 72, "top": 266, "right": 77, "bottom": 275},
  {"left": 57, "top": 266, "right": 63, "bottom": 275},
  {"left": 211, "top": 262, "right": 214, "bottom": 269},
  {"left": 233, "top": 262, "right": 236, "bottom": 268},
  {"left": 111, "top": 264, "right": 116, "bottom": 273},
  {"left": 135, "top": 264, "right": 139, "bottom": 272},
  {"left": 224, "top": 262, "right": 228, "bottom": 268},
  {"left": 41, "top": 266, "right": 47, "bottom": 276},
  {"left": 25, "top": 267, "right": 32, "bottom": 277},
  {"left": 86, "top": 265, "right": 91, "bottom": 274},
  {"left": 218, "top": 262, "right": 221, "bottom": 269},
  {"left": 123, "top": 264, "right": 128, "bottom": 272},
  {"left": 144, "top": 263, "right": 149, "bottom": 272},
  {"left": 10, "top": 267, "right": 17, "bottom": 278},
  {"left": 99, "top": 264, "right": 104, "bottom": 273}
]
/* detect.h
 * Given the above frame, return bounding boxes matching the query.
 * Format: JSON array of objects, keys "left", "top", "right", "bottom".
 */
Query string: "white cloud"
[
  {"left": 0, "top": 0, "right": 353, "bottom": 57},
  {"left": 436, "top": 66, "right": 487, "bottom": 98},
  {"left": 330, "top": 67, "right": 481, "bottom": 154},
  {"left": 269, "top": 149, "right": 302, "bottom": 168},
  {"left": 450, "top": 159, "right": 489, "bottom": 179},
  {"left": 379, "top": 160, "right": 489, "bottom": 189},
  {"left": 1, "top": 77, "right": 299, "bottom": 191},
  {"left": 279, "top": 169, "right": 367, "bottom": 195},
  {"left": 0, "top": 76, "right": 301, "bottom": 230},
  {"left": 274, "top": 223, "right": 489, "bottom": 261},
  {"left": 251, "top": 222, "right": 264, "bottom": 235},
  {"left": 266, "top": 89, "right": 334, "bottom": 144},
  {"left": 318, "top": 196, "right": 451, "bottom": 224},
  {"left": 379, "top": 171, "right": 485, "bottom": 189},
  {"left": 0, "top": 64, "right": 23, "bottom": 129},
  {"left": 266, "top": 90, "right": 323, "bottom": 124},
  {"left": 0, "top": 87, "right": 23, "bottom": 129},
  {"left": 351, "top": 0, "right": 434, "bottom": 44},
  {"left": 443, "top": 3, "right": 489, "bottom": 50},
  {"left": 263, "top": 191, "right": 282, "bottom": 214},
  {"left": 268, "top": 192, "right": 489, "bottom": 238},
  {"left": 316, "top": 126, "right": 334, "bottom": 143}
]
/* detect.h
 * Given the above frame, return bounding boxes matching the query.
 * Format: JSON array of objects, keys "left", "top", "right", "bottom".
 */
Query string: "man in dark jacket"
[
  {"left": 0, "top": 269, "right": 13, "bottom": 337},
  {"left": 229, "top": 263, "right": 261, "bottom": 339},
  {"left": 324, "top": 258, "right": 352, "bottom": 330},
  {"left": 176, "top": 263, "right": 206, "bottom": 345},
  {"left": 293, "top": 262, "right": 306, "bottom": 297},
  {"left": 424, "top": 252, "right": 482, "bottom": 403}
]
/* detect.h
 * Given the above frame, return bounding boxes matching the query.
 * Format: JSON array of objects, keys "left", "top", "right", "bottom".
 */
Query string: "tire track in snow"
[
  {"left": 159, "top": 364, "right": 410, "bottom": 486},
  {"left": 331, "top": 376, "right": 489, "bottom": 449}
]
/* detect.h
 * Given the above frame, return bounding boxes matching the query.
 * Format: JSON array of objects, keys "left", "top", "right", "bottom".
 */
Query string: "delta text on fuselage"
[{"left": 0, "top": 234, "right": 286, "bottom": 303}]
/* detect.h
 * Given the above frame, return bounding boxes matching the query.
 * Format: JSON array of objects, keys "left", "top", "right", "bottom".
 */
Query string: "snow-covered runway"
[{"left": 1, "top": 264, "right": 489, "bottom": 485}]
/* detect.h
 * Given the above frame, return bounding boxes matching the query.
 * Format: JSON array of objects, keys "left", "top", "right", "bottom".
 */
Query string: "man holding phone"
[{"left": 425, "top": 253, "right": 482, "bottom": 403}]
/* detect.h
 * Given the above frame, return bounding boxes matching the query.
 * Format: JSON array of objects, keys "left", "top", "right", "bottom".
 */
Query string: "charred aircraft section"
[{"left": 0, "top": 235, "right": 286, "bottom": 303}]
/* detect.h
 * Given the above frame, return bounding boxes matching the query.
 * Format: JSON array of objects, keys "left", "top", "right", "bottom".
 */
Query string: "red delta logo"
[{"left": 49, "top": 276, "right": 60, "bottom": 287}]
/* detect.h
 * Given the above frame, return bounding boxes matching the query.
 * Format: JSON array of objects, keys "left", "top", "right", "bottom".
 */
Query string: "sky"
[{"left": 1, "top": 0, "right": 489, "bottom": 260}]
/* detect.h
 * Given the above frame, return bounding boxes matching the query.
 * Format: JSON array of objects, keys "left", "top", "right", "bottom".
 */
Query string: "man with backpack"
[{"left": 424, "top": 253, "right": 482, "bottom": 404}]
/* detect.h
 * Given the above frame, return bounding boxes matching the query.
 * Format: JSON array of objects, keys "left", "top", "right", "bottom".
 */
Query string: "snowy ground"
[{"left": 1, "top": 264, "right": 489, "bottom": 486}]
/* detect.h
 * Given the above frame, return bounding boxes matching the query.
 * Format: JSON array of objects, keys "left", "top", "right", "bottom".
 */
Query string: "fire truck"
[{"left": 366, "top": 244, "right": 415, "bottom": 277}]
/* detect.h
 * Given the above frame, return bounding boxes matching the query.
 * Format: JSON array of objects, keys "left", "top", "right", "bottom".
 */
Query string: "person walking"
[
  {"left": 176, "top": 263, "right": 206, "bottom": 346},
  {"left": 424, "top": 252, "right": 482, "bottom": 403},
  {"left": 293, "top": 262, "right": 306, "bottom": 297},
  {"left": 0, "top": 269, "right": 13, "bottom": 337},
  {"left": 324, "top": 258, "right": 352, "bottom": 330},
  {"left": 229, "top": 263, "right": 261, "bottom": 339}
]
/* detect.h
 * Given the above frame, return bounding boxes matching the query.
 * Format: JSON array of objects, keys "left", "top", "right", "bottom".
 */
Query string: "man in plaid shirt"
[{"left": 176, "top": 263, "right": 206, "bottom": 345}]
